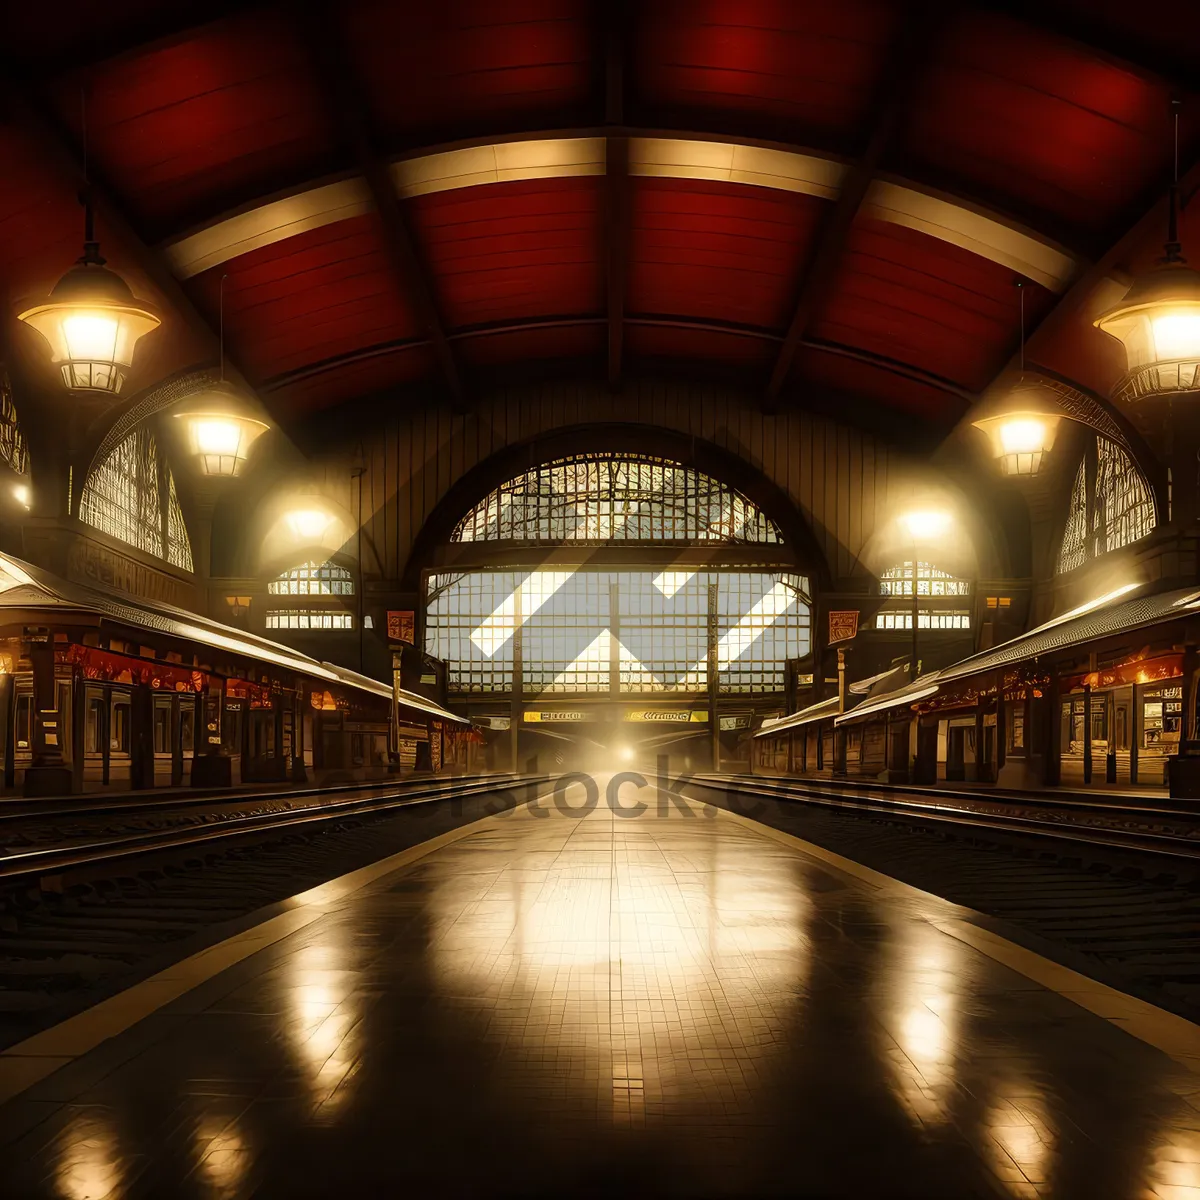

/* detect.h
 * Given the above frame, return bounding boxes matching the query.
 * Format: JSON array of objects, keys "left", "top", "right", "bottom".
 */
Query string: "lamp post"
[{"left": 899, "top": 511, "right": 952, "bottom": 682}]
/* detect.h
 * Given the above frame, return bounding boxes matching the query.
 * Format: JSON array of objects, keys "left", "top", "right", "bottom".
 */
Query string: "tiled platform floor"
[{"left": 2, "top": 779, "right": 1200, "bottom": 1198}]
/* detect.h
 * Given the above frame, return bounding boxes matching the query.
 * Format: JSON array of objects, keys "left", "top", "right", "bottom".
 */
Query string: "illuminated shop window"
[
  {"left": 424, "top": 569, "right": 811, "bottom": 695},
  {"left": 265, "top": 610, "right": 354, "bottom": 630},
  {"left": 80, "top": 426, "right": 193, "bottom": 571},
  {"left": 875, "top": 562, "right": 971, "bottom": 631},
  {"left": 453, "top": 453, "right": 781, "bottom": 544},
  {"left": 268, "top": 560, "right": 355, "bottom": 596},
  {"left": 1057, "top": 436, "right": 1156, "bottom": 574}
]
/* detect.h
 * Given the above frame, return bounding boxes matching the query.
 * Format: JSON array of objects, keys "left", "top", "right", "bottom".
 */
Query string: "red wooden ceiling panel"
[
  {"left": 458, "top": 324, "right": 603, "bottom": 369},
  {"left": 902, "top": 11, "right": 1174, "bottom": 235},
  {"left": 635, "top": 0, "right": 897, "bottom": 145},
  {"left": 265, "top": 348, "right": 436, "bottom": 418},
  {"left": 189, "top": 215, "right": 417, "bottom": 383},
  {"left": 49, "top": 11, "right": 336, "bottom": 236},
  {"left": 344, "top": 0, "right": 593, "bottom": 144},
  {"left": 409, "top": 177, "right": 602, "bottom": 329},
  {"left": 629, "top": 179, "right": 823, "bottom": 330},
  {"left": 625, "top": 325, "right": 774, "bottom": 372},
  {"left": 811, "top": 219, "right": 1053, "bottom": 391},
  {"left": 795, "top": 346, "right": 969, "bottom": 425},
  {"left": 0, "top": 125, "right": 204, "bottom": 384}
]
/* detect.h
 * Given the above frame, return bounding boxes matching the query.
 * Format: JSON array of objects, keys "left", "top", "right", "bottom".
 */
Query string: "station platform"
[{"left": 0, "top": 776, "right": 1198, "bottom": 1198}]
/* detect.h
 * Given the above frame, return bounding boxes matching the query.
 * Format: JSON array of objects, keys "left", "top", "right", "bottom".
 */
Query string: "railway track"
[
  {"left": 684, "top": 774, "right": 1200, "bottom": 1026},
  {"left": 0, "top": 773, "right": 550, "bottom": 1051},
  {"left": 690, "top": 773, "right": 1200, "bottom": 864},
  {"left": 0, "top": 773, "right": 548, "bottom": 887}
]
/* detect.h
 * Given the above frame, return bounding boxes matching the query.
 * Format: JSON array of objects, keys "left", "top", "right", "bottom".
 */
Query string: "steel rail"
[
  {"left": 0, "top": 772, "right": 480, "bottom": 823},
  {"left": 687, "top": 775, "right": 1200, "bottom": 863},
  {"left": 1, "top": 775, "right": 551, "bottom": 886}
]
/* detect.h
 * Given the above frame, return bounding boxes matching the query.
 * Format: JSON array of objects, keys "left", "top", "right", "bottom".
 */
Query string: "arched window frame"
[
  {"left": 80, "top": 426, "right": 193, "bottom": 572},
  {"left": 1056, "top": 435, "right": 1156, "bottom": 575},
  {"left": 875, "top": 561, "right": 972, "bottom": 631},
  {"left": 265, "top": 558, "right": 356, "bottom": 631},
  {"left": 452, "top": 453, "right": 782, "bottom": 545},
  {"left": 0, "top": 371, "right": 29, "bottom": 477}
]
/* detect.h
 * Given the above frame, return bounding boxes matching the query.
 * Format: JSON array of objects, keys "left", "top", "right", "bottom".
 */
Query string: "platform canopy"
[
  {"left": 0, "top": 551, "right": 466, "bottom": 723},
  {"left": 2, "top": 1, "right": 1196, "bottom": 438}
]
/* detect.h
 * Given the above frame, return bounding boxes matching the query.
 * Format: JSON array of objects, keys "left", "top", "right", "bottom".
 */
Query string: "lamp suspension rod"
[
  {"left": 219, "top": 274, "right": 228, "bottom": 383},
  {"left": 78, "top": 86, "right": 102, "bottom": 266}
]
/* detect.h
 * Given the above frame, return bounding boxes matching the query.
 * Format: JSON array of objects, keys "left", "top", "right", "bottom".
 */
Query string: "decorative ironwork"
[
  {"left": 1095, "top": 436, "right": 1156, "bottom": 553},
  {"left": 1058, "top": 460, "right": 1089, "bottom": 574},
  {"left": 0, "top": 372, "right": 29, "bottom": 476},
  {"left": 166, "top": 474, "right": 193, "bottom": 573},
  {"left": 80, "top": 426, "right": 193, "bottom": 571},
  {"left": 875, "top": 561, "right": 971, "bottom": 631},
  {"left": 453, "top": 453, "right": 781, "bottom": 544},
  {"left": 1056, "top": 436, "right": 1156, "bottom": 574},
  {"left": 269, "top": 560, "right": 355, "bottom": 596},
  {"left": 1114, "top": 360, "right": 1200, "bottom": 404}
]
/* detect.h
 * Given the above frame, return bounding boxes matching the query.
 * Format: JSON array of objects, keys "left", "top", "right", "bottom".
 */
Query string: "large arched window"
[
  {"left": 0, "top": 372, "right": 29, "bottom": 477},
  {"left": 1056, "top": 436, "right": 1156, "bottom": 575},
  {"left": 266, "top": 559, "right": 355, "bottom": 630},
  {"left": 875, "top": 562, "right": 972, "bottom": 630},
  {"left": 80, "top": 427, "right": 193, "bottom": 571},
  {"left": 453, "top": 453, "right": 781, "bottom": 544}
]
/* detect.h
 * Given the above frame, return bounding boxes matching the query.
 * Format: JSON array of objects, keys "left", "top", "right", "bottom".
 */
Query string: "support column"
[
  {"left": 996, "top": 678, "right": 1006, "bottom": 774},
  {"left": 0, "top": 673, "right": 14, "bottom": 791},
  {"left": 510, "top": 608, "right": 523, "bottom": 773},
  {"left": 1043, "top": 672, "right": 1061, "bottom": 787},
  {"left": 1131, "top": 681, "right": 1142, "bottom": 785},
  {"left": 24, "top": 638, "right": 72, "bottom": 796},
  {"left": 707, "top": 581, "right": 720, "bottom": 771},
  {"left": 130, "top": 682, "right": 154, "bottom": 790},
  {"left": 101, "top": 684, "right": 112, "bottom": 787},
  {"left": 1082, "top": 683, "right": 1093, "bottom": 786},
  {"left": 171, "top": 695, "right": 183, "bottom": 787},
  {"left": 974, "top": 702, "right": 985, "bottom": 784},
  {"left": 71, "top": 670, "right": 86, "bottom": 794}
]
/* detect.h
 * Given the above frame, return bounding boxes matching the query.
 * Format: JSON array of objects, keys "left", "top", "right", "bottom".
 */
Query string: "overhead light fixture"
[
  {"left": 17, "top": 196, "right": 160, "bottom": 394},
  {"left": 173, "top": 383, "right": 269, "bottom": 477},
  {"left": 972, "top": 392, "right": 1062, "bottom": 477},
  {"left": 973, "top": 281, "right": 1064, "bottom": 476},
  {"left": 1095, "top": 100, "right": 1200, "bottom": 402}
]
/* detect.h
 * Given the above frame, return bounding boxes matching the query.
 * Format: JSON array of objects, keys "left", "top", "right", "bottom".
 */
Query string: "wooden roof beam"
[
  {"left": 294, "top": 0, "right": 467, "bottom": 414},
  {"left": 765, "top": 3, "right": 945, "bottom": 410}
]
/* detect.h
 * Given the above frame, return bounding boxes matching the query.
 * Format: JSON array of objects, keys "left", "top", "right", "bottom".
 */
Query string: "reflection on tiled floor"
[{"left": 3, "top": 778, "right": 1200, "bottom": 1197}]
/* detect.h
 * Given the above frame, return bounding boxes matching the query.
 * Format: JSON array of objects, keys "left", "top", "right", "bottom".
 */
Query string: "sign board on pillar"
[
  {"left": 828, "top": 610, "right": 859, "bottom": 644},
  {"left": 386, "top": 610, "right": 415, "bottom": 644}
]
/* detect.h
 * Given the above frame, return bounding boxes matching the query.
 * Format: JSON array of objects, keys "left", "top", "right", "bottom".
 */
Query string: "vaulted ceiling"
[{"left": 2, "top": 0, "right": 1197, "bottom": 441}]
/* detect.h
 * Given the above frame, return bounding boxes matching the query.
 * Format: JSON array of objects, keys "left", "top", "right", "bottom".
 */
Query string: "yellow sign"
[
  {"left": 624, "top": 710, "right": 708, "bottom": 723},
  {"left": 523, "top": 711, "right": 588, "bottom": 723}
]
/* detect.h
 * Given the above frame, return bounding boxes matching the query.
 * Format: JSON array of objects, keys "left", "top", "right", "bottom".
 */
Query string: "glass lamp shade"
[
  {"left": 17, "top": 262, "right": 160, "bottom": 394},
  {"left": 972, "top": 409, "right": 1061, "bottom": 476},
  {"left": 173, "top": 389, "right": 269, "bottom": 477},
  {"left": 1094, "top": 264, "right": 1200, "bottom": 400}
]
